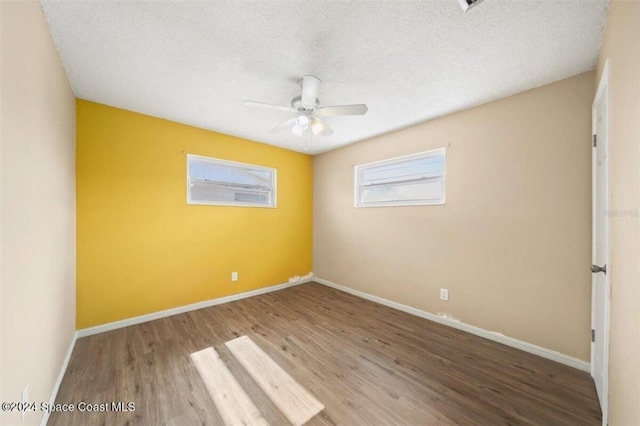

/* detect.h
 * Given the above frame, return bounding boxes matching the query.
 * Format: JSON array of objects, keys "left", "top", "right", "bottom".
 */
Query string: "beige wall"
[
  {"left": 596, "top": 1, "right": 640, "bottom": 424},
  {"left": 0, "top": 1, "right": 76, "bottom": 425},
  {"left": 314, "top": 71, "right": 594, "bottom": 361}
]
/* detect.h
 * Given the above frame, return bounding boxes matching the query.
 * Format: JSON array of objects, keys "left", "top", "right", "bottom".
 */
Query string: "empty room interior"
[{"left": 1, "top": 0, "right": 639, "bottom": 425}]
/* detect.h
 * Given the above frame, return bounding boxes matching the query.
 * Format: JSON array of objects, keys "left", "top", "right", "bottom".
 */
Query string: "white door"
[{"left": 591, "top": 60, "right": 610, "bottom": 425}]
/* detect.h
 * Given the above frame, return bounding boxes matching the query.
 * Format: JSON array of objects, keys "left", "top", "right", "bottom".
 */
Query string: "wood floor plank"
[
  {"left": 190, "top": 346, "right": 269, "bottom": 426},
  {"left": 49, "top": 283, "right": 601, "bottom": 425},
  {"left": 226, "top": 335, "right": 324, "bottom": 426}
]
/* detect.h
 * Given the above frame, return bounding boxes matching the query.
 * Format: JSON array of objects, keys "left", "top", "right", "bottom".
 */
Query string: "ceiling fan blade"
[
  {"left": 269, "top": 117, "right": 297, "bottom": 133},
  {"left": 301, "top": 75, "right": 321, "bottom": 108},
  {"left": 311, "top": 117, "right": 334, "bottom": 136},
  {"left": 242, "top": 100, "right": 296, "bottom": 114},
  {"left": 317, "top": 104, "right": 368, "bottom": 117}
]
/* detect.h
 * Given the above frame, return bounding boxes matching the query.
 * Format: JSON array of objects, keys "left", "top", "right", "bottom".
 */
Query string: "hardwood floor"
[{"left": 49, "top": 282, "right": 601, "bottom": 425}]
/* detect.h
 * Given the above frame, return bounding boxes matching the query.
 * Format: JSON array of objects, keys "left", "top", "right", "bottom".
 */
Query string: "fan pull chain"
[{"left": 304, "top": 131, "right": 313, "bottom": 151}]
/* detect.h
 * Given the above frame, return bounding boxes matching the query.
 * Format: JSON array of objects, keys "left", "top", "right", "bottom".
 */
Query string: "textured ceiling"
[{"left": 41, "top": 0, "right": 608, "bottom": 154}]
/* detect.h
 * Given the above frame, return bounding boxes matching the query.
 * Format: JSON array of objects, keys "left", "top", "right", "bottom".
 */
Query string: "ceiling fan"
[{"left": 242, "top": 75, "right": 368, "bottom": 140}]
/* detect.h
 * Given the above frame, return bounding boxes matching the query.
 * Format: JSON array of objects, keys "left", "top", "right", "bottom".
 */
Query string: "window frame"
[
  {"left": 354, "top": 148, "right": 446, "bottom": 208},
  {"left": 186, "top": 154, "right": 277, "bottom": 208}
]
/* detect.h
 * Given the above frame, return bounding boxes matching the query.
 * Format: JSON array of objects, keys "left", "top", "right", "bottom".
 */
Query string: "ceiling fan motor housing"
[{"left": 291, "top": 95, "right": 319, "bottom": 112}]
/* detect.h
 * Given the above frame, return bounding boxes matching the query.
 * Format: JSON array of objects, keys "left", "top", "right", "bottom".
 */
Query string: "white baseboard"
[
  {"left": 41, "top": 331, "right": 78, "bottom": 426},
  {"left": 314, "top": 277, "right": 590, "bottom": 372},
  {"left": 76, "top": 275, "right": 313, "bottom": 338}
]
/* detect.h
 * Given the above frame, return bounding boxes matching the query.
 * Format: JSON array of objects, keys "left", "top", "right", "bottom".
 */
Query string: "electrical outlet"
[
  {"left": 21, "top": 385, "right": 28, "bottom": 422},
  {"left": 231, "top": 272, "right": 238, "bottom": 282},
  {"left": 440, "top": 288, "right": 449, "bottom": 301}
]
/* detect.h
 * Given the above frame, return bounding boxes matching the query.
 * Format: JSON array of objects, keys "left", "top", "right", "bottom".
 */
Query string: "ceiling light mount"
[{"left": 457, "top": 0, "right": 485, "bottom": 12}]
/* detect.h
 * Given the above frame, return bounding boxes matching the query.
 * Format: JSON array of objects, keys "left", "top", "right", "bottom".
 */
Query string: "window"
[
  {"left": 354, "top": 149, "right": 445, "bottom": 207},
  {"left": 187, "top": 154, "right": 276, "bottom": 207}
]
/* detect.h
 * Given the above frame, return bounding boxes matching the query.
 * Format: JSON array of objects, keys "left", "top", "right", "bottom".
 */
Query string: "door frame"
[{"left": 591, "top": 58, "right": 611, "bottom": 426}]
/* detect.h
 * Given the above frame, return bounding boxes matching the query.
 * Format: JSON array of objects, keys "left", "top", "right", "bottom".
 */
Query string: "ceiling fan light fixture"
[
  {"left": 296, "top": 115, "right": 310, "bottom": 128},
  {"left": 244, "top": 74, "right": 367, "bottom": 143},
  {"left": 311, "top": 119, "right": 324, "bottom": 136}
]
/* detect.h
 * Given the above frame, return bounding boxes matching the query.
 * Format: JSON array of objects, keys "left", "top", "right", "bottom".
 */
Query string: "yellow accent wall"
[{"left": 76, "top": 100, "right": 312, "bottom": 329}]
